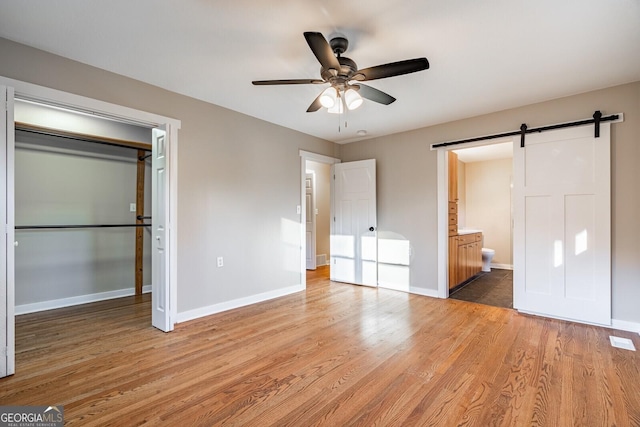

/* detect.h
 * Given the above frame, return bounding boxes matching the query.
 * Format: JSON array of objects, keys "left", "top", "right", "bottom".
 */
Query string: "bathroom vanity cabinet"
[{"left": 448, "top": 232, "right": 482, "bottom": 289}]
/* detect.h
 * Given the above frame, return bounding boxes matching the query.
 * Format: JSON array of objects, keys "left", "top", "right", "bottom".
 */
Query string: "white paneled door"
[
  {"left": 305, "top": 173, "right": 316, "bottom": 270},
  {"left": 331, "top": 159, "right": 377, "bottom": 287},
  {"left": 151, "top": 126, "right": 171, "bottom": 331},
  {"left": 0, "top": 86, "right": 15, "bottom": 378},
  {"left": 514, "top": 124, "right": 611, "bottom": 325}
]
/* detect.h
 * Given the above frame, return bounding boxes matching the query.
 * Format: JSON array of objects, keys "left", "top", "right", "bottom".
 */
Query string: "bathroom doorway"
[{"left": 446, "top": 141, "right": 514, "bottom": 309}]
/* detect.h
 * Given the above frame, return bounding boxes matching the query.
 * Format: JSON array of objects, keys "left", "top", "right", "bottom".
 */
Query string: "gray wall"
[
  {"left": 0, "top": 37, "right": 338, "bottom": 315},
  {"left": 340, "top": 81, "right": 640, "bottom": 323},
  {"left": 2, "top": 37, "right": 638, "bottom": 325},
  {"left": 15, "top": 139, "right": 151, "bottom": 306},
  {"left": 464, "top": 158, "right": 513, "bottom": 267}
]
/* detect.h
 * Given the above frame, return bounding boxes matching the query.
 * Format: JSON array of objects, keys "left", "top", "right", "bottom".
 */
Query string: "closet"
[{"left": 14, "top": 100, "right": 153, "bottom": 314}]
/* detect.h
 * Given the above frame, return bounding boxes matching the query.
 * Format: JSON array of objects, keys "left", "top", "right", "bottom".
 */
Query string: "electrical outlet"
[
  {"left": 217, "top": 257, "right": 224, "bottom": 267},
  {"left": 130, "top": 203, "right": 136, "bottom": 212}
]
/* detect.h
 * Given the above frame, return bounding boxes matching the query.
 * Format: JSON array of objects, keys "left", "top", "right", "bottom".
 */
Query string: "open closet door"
[
  {"left": 0, "top": 85, "right": 15, "bottom": 377},
  {"left": 331, "top": 159, "right": 377, "bottom": 287},
  {"left": 151, "top": 125, "right": 172, "bottom": 332}
]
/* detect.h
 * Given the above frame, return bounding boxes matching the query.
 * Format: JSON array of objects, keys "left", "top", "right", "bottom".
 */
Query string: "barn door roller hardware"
[{"left": 431, "top": 111, "right": 621, "bottom": 149}]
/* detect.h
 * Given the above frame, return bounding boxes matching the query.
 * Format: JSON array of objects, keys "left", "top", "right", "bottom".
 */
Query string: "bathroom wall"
[{"left": 464, "top": 158, "right": 513, "bottom": 267}]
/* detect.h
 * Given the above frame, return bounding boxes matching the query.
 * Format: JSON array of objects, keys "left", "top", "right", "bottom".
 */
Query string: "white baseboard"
[
  {"left": 16, "top": 285, "right": 152, "bottom": 315},
  {"left": 176, "top": 284, "right": 305, "bottom": 324},
  {"left": 409, "top": 287, "right": 439, "bottom": 298},
  {"left": 491, "top": 263, "right": 513, "bottom": 270},
  {"left": 316, "top": 254, "right": 328, "bottom": 266},
  {"left": 611, "top": 319, "right": 640, "bottom": 334}
]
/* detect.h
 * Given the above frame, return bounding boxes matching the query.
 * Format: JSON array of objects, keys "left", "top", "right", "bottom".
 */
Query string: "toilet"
[{"left": 481, "top": 248, "right": 495, "bottom": 272}]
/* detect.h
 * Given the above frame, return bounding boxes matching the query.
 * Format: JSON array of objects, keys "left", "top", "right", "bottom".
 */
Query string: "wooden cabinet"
[
  {"left": 448, "top": 151, "right": 458, "bottom": 202},
  {"left": 448, "top": 232, "right": 482, "bottom": 289}
]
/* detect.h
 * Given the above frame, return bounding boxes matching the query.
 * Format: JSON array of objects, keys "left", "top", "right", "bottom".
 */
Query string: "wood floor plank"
[{"left": 1, "top": 268, "right": 639, "bottom": 426}]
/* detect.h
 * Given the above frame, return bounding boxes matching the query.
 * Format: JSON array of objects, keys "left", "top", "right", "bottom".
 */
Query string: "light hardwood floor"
[{"left": 1, "top": 266, "right": 639, "bottom": 426}]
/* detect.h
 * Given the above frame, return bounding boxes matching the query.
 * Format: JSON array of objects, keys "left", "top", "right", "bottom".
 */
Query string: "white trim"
[
  {"left": 611, "top": 319, "right": 640, "bottom": 334},
  {"left": 176, "top": 284, "right": 305, "bottom": 324},
  {"left": 15, "top": 285, "right": 152, "bottom": 315},
  {"left": 409, "top": 287, "right": 440, "bottom": 298},
  {"left": 299, "top": 150, "right": 340, "bottom": 290},
  {"left": 0, "top": 76, "right": 181, "bottom": 129},
  {"left": 0, "top": 75, "right": 180, "bottom": 332},
  {"left": 491, "top": 263, "right": 513, "bottom": 270},
  {"left": 436, "top": 149, "right": 448, "bottom": 298}
]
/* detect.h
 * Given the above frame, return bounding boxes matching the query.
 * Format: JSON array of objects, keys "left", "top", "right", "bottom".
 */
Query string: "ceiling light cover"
[
  {"left": 345, "top": 88, "right": 363, "bottom": 110},
  {"left": 327, "top": 97, "right": 344, "bottom": 114},
  {"left": 319, "top": 87, "right": 337, "bottom": 108}
]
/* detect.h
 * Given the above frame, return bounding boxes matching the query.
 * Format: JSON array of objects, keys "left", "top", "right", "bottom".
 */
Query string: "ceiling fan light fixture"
[
  {"left": 319, "top": 87, "right": 338, "bottom": 108},
  {"left": 344, "top": 88, "right": 363, "bottom": 110},
  {"left": 327, "top": 96, "right": 344, "bottom": 114}
]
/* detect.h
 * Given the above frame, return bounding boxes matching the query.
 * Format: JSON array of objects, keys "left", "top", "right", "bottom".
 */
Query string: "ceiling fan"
[{"left": 252, "top": 32, "right": 430, "bottom": 113}]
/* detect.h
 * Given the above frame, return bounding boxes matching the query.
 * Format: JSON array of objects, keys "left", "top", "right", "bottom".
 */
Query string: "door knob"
[
  {"left": 156, "top": 236, "right": 161, "bottom": 241},
  {"left": 369, "top": 227, "right": 375, "bottom": 232}
]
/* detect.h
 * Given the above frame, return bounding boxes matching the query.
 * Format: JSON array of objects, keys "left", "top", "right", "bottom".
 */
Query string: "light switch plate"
[{"left": 130, "top": 203, "right": 136, "bottom": 212}]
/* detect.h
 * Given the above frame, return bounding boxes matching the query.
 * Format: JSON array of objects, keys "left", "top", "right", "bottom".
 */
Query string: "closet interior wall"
[{"left": 13, "top": 101, "right": 152, "bottom": 314}]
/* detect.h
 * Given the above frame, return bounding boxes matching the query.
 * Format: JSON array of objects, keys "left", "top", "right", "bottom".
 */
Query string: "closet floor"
[{"left": 449, "top": 268, "right": 513, "bottom": 309}]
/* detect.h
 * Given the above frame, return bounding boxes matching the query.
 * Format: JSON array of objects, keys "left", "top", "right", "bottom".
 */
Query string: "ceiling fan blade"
[
  {"left": 354, "top": 58, "right": 429, "bottom": 81},
  {"left": 252, "top": 79, "right": 325, "bottom": 85},
  {"left": 355, "top": 84, "right": 396, "bottom": 105},
  {"left": 304, "top": 32, "right": 341, "bottom": 72},
  {"left": 306, "top": 92, "right": 323, "bottom": 112}
]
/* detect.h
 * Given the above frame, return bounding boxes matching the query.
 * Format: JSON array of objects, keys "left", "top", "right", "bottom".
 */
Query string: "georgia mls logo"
[{"left": 0, "top": 405, "right": 64, "bottom": 427}]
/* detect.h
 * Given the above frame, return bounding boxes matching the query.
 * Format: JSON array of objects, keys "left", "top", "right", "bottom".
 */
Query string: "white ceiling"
[{"left": 1, "top": 1, "right": 638, "bottom": 144}]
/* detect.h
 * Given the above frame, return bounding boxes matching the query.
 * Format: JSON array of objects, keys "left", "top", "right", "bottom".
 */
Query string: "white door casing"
[
  {"left": 0, "top": 86, "right": 15, "bottom": 377},
  {"left": 331, "top": 159, "right": 377, "bottom": 287},
  {"left": 514, "top": 124, "right": 611, "bottom": 325},
  {"left": 305, "top": 172, "right": 317, "bottom": 270},
  {"left": 152, "top": 125, "right": 171, "bottom": 331}
]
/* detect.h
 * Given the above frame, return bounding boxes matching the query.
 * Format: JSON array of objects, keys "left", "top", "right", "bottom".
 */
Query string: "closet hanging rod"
[
  {"left": 15, "top": 224, "right": 151, "bottom": 230},
  {"left": 15, "top": 122, "right": 152, "bottom": 152}
]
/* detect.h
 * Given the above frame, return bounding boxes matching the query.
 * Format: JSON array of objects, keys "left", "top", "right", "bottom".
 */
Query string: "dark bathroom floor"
[{"left": 449, "top": 268, "right": 513, "bottom": 309}]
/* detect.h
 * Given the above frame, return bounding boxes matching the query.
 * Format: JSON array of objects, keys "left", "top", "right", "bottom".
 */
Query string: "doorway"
[
  {"left": 1, "top": 78, "right": 180, "bottom": 377},
  {"left": 299, "top": 151, "right": 340, "bottom": 288},
  {"left": 305, "top": 161, "right": 331, "bottom": 281},
  {"left": 447, "top": 142, "right": 514, "bottom": 309}
]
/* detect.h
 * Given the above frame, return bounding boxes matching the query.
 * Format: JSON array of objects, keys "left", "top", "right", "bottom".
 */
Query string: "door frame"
[
  {"left": 305, "top": 171, "right": 317, "bottom": 270},
  {"left": 435, "top": 138, "right": 515, "bottom": 299},
  {"left": 0, "top": 76, "right": 180, "bottom": 332},
  {"left": 299, "top": 150, "right": 340, "bottom": 288}
]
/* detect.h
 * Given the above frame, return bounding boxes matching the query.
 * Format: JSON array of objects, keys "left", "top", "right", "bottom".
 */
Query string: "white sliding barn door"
[
  {"left": 0, "top": 86, "right": 15, "bottom": 377},
  {"left": 151, "top": 125, "right": 171, "bottom": 331},
  {"left": 514, "top": 124, "right": 611, "bottom": 325},
  {"left": 305, "top": 173, "right": 316, "bottom": 270},
  {"left": 331, "top": 159, "right": 377, "bottom": 287}
]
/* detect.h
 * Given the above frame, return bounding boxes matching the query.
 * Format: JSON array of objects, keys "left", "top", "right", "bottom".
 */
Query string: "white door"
[
  {"left": 305, "top": 172, "right": 317, "bottom": 270},
  {"left": 0, "top": 86, "right": 15, "bottom": 377},
  {"left": 151, "top": 125, "right": 172, "bottom": 331},
  {"left": 514, "top": 124, "right": 611, "bottom": 325},
  {"left": 331, "top": 159, "right": 377, "bottom": 287}
]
